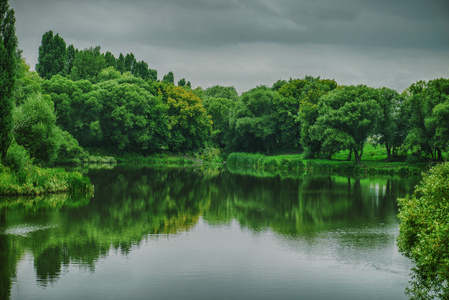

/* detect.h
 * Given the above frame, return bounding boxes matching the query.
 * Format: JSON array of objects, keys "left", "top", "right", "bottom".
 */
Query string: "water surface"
[{"left": 0, "top": 166, "right": 419, "bottom": 299}]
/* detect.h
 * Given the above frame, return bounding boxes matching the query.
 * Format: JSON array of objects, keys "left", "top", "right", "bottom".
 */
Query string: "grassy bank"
[
  {"left": 227, "top": 152, "right": 426, "bottom": 176},
  {"left": 0, "top": 163, "right": 94, "bottom": 195}
]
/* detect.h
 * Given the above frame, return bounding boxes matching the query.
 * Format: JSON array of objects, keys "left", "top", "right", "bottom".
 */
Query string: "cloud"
[{"left": 9, "top": 0, "right": 449, "bottom": 93}]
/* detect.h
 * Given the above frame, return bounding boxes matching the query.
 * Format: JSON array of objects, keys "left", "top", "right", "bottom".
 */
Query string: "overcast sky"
[{"left": 9, "top": 0, "right": 449, "bottom": 93}]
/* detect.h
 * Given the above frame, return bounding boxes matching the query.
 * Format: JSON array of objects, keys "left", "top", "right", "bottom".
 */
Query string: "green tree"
[
  {"left": 162, "top": 71, "right": 174, "bottom": 85},
  {"left": 116, "top": 53, "right": 125, "bottom": 73},
  {"left": 36, "top": 31, "right": 67, "bottom": 79},
  {"left": 228, "top": 86, "right": 280, "bottom": 153},
  {"left": 124, "top": 52, "right": 136, "bottom": 73},
  {"left": 70, "top": 46, "right": 106, "bottom": 82},
  {"left": 0, "top": 0, "right": 17, "bottom": 160},
  {"left": 203, "top": 97, "right": 236, "bottom": 147},
  {"left": 397, "top": 162, "right": 449, "bottom": 299},
  {"left": 13, "top": 93, "right": 61, "bottom": 164},
  {"left": 65, "top": 44, "right": 77, "bottom": 75},
  {"left": 104, "top": 51, "right": 116, "bottom": 69},
  {"left": 14, "top": 53, "right": 42, "bottom": 105},
  {"left": 204, "top": 85, "right": 238, "bottom": 101},
  {"left": 156, "top": 82, "right": 212, "bottom": 151},
  {"left": 271, "top": 79, "right": 288, "bottom": 91},
  {"left": 312, "top": 85, "right": 380, "bottom": 164},
  {"left": 178, "top": 78, "right": 186, "bottom": 87},
  {"left": 402, "top": 78, "right": 449, "bottom": 161},
  {"left": 276, "top": 77, "right": 337, "bottom": 157},
  {"left": 375, "top": 87, "right": 405, "bottom": 161}
]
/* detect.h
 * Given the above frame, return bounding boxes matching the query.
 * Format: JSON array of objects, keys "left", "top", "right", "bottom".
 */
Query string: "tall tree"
[
  {"left": 124, "top": 52, "right": 136, "bottom": 73},
  {"left": 228, "top": 86, "right": 280, "bottom": 153},
  {"left": 70, "top": 46, "right": 106, "bottom": 82},
  {"left": 65, "top": 44, "right": 77, "bottom": 75},
  {"left": 312, "top": 85, "right": 380, "bottom": 164},
  {"left": 0, "top": 0, "right": 17, "bottom": 160},
  {"left": 402, "top": 78, "right": 449, "bottom": 161},
  {"left": 162, "top": 71, "right": 174, "bottom": 85},
  {"left": 375, "top": 87, "right": 405, "bottom": 161},
  {"left": 36, "top": 31, "right": 67, "bottom": 79},
  {"left": 116, "top": 53, "right": 125, "bottom": 73},
  {"left": 104, "top": 51, "right": 116, "bottom": 69}
]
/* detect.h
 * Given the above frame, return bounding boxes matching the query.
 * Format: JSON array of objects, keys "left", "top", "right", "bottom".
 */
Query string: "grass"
[
  {"left": 227, "top": 145, "right": 434, "bottom": 177},
  {"left": 0, "top": 163, "right": 94, "bottom": 195}
]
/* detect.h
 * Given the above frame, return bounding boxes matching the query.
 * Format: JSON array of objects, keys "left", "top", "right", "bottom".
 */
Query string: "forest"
[{"left": 1, "top": 14, "right": 449, "bottom": 182}]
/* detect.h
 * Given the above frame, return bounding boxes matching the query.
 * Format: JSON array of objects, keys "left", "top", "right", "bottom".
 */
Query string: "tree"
[
  {"left": 397, "top": 162, "right": 449, "bottom": 299},
  {"left": 203, "top": 97, "right": 236, "bottom": 147},
  {"left": 70, "top": 46, "right": 106, "bottom": 82},
  {"left": 65, "top": 44, "right": 77, "bottom": 75},
  {"left": 312, "top": 85, "right": 380, "bottom": 164},
  {"left": 276, "top": 76, "right": 337, "bottom": 157},
  {"left": 116, "top": 53, "right": 125, "bottom": 73},
  {"left": 228, "top": 86, "right": 280, "bottom": 153},
  {"left": 178, "top": 78, "right": 186, "bottom": 87},
  {"left": 204, "top": 85, "right": 238, "bottom": 101},
  {"left": 13, "top": 94, "right": 61, "bottom": 164},
  {"left": 402, "top": 78, "right": 449, "bottom": 161},
  {"left": 156, "top": 82, "right": 212, "bottom": 151},
  {"left": 0, "top": 0, "right": 17, "bottom": 160},
  {"left": 162, "top": 71, "right": 174, "bottom": 85},
  {"left": 36, "top": 31, "right": 67, "bottom": 79},
  {"left": 104, "top": 51, "right": 116, "bottom": 69},
  {"left": 124, "top": 52, "right": 136, "bottom": 73},
  {"left": 375, "top": 87, "right": 405, "bottom": 161}
]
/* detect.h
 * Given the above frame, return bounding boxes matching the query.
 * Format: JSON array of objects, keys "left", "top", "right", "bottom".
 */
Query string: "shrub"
[
  {"left": 397, "top": 162, "right": 449, "bottom": 298},
  {"left": 4, "top": 142, "right": 30, "bottom": 174}
]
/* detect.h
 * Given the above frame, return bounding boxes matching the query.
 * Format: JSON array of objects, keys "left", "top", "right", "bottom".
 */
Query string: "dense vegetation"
[
  {"left": 1, "top": 0, "right": 449, "bottom": 195},
  {"left": 397, "top": 162, "right": 449, "bottom": 299},
  {"left": 0, "top": 0, "right": 92, "bottom": 194}
]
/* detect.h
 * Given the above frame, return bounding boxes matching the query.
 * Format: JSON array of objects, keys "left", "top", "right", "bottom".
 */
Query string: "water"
[{"left": 0, "top": 166, "right": 419, "bottom": 300}]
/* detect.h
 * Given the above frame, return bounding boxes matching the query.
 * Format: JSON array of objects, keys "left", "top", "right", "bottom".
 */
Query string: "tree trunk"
[
  {"left": 354, "top": 149, "right": 362, "bottom": 165},
  {"left": 347, "top": 148, "right": 352, "bottom": 161},
  {"left": 437, "top": 148, "right": 443, "bottom": 161},
  {"left": 385, "top": 142, "right": 391, "bottom": 161}
]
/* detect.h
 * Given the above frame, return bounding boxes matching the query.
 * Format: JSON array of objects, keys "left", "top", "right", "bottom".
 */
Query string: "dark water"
[{"left": 0, "top": 166, "right": 420, "bottom": 300}]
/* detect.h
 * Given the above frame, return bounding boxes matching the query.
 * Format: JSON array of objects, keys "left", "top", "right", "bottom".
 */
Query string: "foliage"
[
  {"left": 397, "top": 162, "right": 449, "bottom": 299},
  {"left": 36, "top": 30, "right": 66, "bottom": 79},
  {"left": 0, "top": 163, "right": 93, "bottom": 195},
  {"left": 4, "top": 141, "right": 30, "bottom": 175},
  {"left": 14, "top": 55, "right": 42, "bottom": 105},
  {"left": 162, "top": 71, "right": 174, "bottom": 84},
  {"left": 312, "top": 85, "right": 380, "bottom": 164},
  {"left": 203, "top": 85, "right": 239, "bottom": 101},
  {"left": 275, "top": 76, "right": 338, "bottom": 157},
  {"left": 0, "top": 0, "right": 17, "bottom": 160},
  {"left": 228, "top": 86, "right": 280, "bottom": 153},
  {"left": 375, "top": 87, "right": 406, "bottom": 160},
  {"left": 13, "top": 93, "right": 61, "bottom": 164},
  {"left": 156, "top": 82, "right": 212, "bottom": 151},
  {"left": 203, "top": 97, "right": 236, "bottom": 147},
  {"left": 402, "top": 78, "right": 449, "bottom": 161},
  {"left": 70, "top": 46, "right": 106, "bottom": 82}
]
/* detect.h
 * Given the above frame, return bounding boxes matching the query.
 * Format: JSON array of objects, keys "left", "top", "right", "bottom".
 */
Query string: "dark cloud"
[{"left": 9, "top": 0, "right": 449, "bottom": 93}]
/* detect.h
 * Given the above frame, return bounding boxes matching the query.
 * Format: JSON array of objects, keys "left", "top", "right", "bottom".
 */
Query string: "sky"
[{"left": 9, "top": 0, "right": 449, "bottom": 93}]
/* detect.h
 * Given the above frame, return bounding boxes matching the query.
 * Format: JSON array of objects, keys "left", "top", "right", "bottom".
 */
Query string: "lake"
[{"left": 0, "top": 165, "right": 420, "bottom": 300}]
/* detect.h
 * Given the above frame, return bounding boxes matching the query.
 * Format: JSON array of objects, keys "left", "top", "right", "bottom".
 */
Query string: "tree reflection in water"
[{"left": 0, "top": 166, "right": 427, "bottom": 298}]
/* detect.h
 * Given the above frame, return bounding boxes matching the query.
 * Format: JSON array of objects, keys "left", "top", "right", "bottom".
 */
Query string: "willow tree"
[{"left": 0, "top": 0, "right": 17, "bottom": 160}]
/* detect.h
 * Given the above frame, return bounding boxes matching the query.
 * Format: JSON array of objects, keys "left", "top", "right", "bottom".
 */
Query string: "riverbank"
[
  {"left": 0, "top": 163, "right": 94, "bottom": 195},
  {"left": 226, "top": 152, "right": 427, "bottom": 177}
]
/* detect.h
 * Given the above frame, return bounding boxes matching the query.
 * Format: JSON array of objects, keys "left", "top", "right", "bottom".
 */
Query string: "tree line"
[{"left": 2, "top": 22, "right": 449, "bottom": 169}]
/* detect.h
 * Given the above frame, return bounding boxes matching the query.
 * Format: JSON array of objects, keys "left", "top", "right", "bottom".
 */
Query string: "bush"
[
  {"left": 4, "top": 142, "right": 31, "bottom": 174},
  {"left": 397, "top": 162, "right": 449, "bottom": 298}
]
